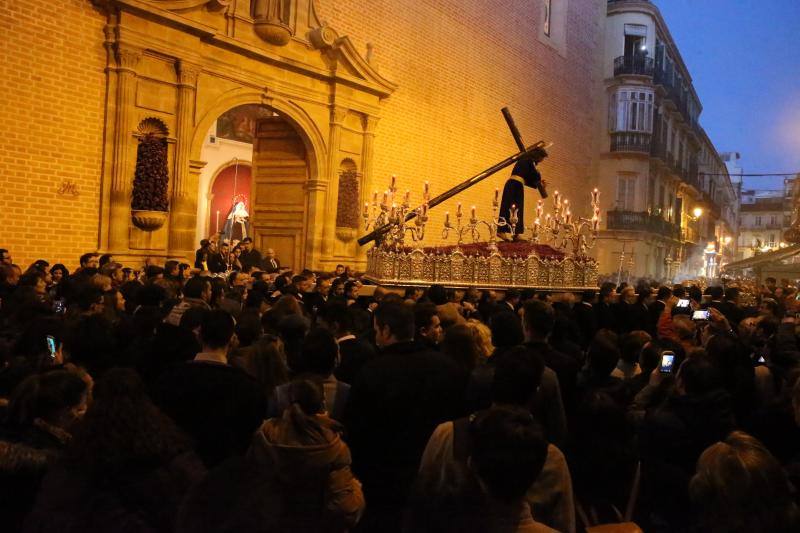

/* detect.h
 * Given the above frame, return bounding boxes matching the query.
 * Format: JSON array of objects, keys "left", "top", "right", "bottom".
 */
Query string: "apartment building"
[{"left": 594, "top": 0, "right": 735, "bottom": 281}]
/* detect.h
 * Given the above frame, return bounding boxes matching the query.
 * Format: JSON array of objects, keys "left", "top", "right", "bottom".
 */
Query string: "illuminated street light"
[{"left": 692, "top": 207, "right": 703, "bottom": 219}]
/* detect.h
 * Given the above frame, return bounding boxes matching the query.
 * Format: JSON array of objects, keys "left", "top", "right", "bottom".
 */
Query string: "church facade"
[{"left": 1, "top": 0, "right": 606, "bottom": 271}]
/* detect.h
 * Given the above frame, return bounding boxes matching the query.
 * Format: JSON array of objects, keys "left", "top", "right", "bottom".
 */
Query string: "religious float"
[{"left": 359, "top": 109, "right": 600, "bottom": 291}]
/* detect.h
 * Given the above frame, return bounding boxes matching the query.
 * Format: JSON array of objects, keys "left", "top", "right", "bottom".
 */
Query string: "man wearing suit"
[
  {"left": 261, "top": 248, "right": 281, "bottom": 274},
  {"left": 573, "top": 290, "right": 597, "bottom": 349}
]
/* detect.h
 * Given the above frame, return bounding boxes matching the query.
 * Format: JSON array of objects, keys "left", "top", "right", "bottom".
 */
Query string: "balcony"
[
  {"left": 610, "top": 131, "right": 652, "bottom": 153},
  {"left": 606, "top": 210, "right": 681, "bottom": 240},
  {"left": 682, "top": 226, "right": 699, "bottom": 244},
  {"left": 614, "top": 55, "right": 654, "bottom": 77},
  {"left": 650, "top": 138, "right": 668, "bottom": 161}
]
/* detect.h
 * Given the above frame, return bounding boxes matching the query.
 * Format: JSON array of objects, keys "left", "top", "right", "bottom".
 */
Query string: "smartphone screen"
[
  {"left": 660, "top": 352, "right": 675, "bottom": 374},
  {"left": 52, "top": 299, "right": 66, "bottom": 314},
  {"left": 46, "top": 335, "right": 57, "bottom": 359},
  {"left": 676, "top": 299, "right": 690, "bottom": 308},
  {"left": 692, "top": 309, "right": 710, "bottom": 321}
]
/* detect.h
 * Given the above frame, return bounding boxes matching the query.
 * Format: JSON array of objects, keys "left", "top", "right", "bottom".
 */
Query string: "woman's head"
[
  {"left": 690, "top": 431, "right": 799, "bottom": 533},
  {"left": 66, "top": 368, "right": 192, "bottom": 475},
  {"left": 7, "top": 369, "right": 89, "bottom": 430},
  {"left": 49, "top": 264, "right": 69, "bottom": 284},
  {"left": 441, "top": 324, "right": 482, "bottom": 373}
]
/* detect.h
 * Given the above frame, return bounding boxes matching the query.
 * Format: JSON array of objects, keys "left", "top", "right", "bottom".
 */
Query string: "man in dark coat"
[
  {"left": 522, "top": 299, "right": 581, "bottom": 416},
  {"left": 497, "top": 146, "right": 548, "bottom": 240},
  {"left": 344, "top": 301, "right": 465, "bottom": 533},
  {"left": 237, "top": 237, "right": 262, "bottom": 272}
]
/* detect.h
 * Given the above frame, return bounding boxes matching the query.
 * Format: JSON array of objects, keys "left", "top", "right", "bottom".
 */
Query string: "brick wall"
[
  {"left": 0, "top": 0, "right": 605, "bottom": 268},
  {"left": 0, "top": 0, "right": 106, "bottom": 270},
  {"left": 319, "top": 0, "right": 606, "bottom": 244}
]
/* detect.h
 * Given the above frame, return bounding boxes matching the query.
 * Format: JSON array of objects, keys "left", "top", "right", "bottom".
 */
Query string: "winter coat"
[{"left": 249, "top": 405, "right": 364, "bottom": 532}]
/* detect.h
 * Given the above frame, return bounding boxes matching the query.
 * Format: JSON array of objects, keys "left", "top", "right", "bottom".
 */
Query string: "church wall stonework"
[
  {"left": 0, "top": 0, "right": 107, "bottom": 269},
  {"left": 0, "top": 0, "right": 606, "bottom": 270}
]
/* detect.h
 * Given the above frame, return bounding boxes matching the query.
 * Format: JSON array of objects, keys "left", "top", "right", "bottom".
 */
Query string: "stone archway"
[
  {"left": 188, "top": 94, "right": 324, "bottom": 270},
  {"left": 94, "top": 0, "right": 395, "bottom": 269}
]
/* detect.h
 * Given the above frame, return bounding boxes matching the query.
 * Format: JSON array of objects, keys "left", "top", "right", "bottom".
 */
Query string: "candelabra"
[
  {"left": 442, "top": 188, "right": 513, "bottom": 251},
  {"left": 363, "top": 175, "right": 430, "bottom": 250},
  {"left": 526, "top": 188, "right": 601, "bottom": 256}
]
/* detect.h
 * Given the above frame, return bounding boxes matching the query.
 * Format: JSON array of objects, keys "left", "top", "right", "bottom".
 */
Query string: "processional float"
[{"left": 359, "top": 109, "right": 600, "bottom": 291}]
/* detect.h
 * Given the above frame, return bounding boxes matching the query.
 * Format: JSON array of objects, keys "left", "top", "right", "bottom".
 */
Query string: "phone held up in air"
[
  {"left": 46, "top": 335, "right": 57, "bottom": 360},
  {"left": 676, "top": 299, "right": 691, "bottom": 308},
  {"left": 692, "top": 309, "right": 710, "bottom": 321},
  {"left": 660, "top": 351, "right": 676, "bottom": 374}
]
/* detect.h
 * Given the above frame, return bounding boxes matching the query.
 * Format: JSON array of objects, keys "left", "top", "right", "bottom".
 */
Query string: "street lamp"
[{"left": 692, "top": 207, "right": 703, "bottom": 219}]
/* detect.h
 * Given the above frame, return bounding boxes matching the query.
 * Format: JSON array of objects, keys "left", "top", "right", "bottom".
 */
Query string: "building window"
[
  {"left": 610, "top": 88, "right": 654, "bottom": 132},
  {"left": 543, "top": 0, "right": 552, "bottom": 36},
  {"left": 755, "top": 216, "right": 762, "bottom": 227},
  {"left": 770, "top": 214, "right": 777, "bottom": 226},
  {"left": 616, "top": 175, "right": 636, "bottom": 211},
  {"left": 769, "top": 234, "right": 775, "bottom": 247}
]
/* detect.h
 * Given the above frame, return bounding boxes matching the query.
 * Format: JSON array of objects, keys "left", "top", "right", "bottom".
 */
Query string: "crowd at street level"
[{"left": 0, "top": 243, "right": 800, "bottom": 533}]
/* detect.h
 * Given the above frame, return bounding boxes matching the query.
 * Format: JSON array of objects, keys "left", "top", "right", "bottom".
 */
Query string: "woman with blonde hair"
[{"left": 466, "top": 318, "right": 493, "bottom": 360}]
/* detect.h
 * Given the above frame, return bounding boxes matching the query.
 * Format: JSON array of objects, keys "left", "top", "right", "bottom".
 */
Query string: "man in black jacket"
[
  {"left": 344, "top": 301, "right": 464, "bottom": 533},
  {"left": 522, "top": 299, "right": 580, "bottom": 415},
  {"left": 237, "top": 237, "right": 262, "bottom": 272}
]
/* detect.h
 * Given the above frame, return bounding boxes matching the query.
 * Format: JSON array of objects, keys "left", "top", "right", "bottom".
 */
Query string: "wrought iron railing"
[
  {"left": 614, "top": 55, "right": 655, "bottom": 77},
  {"left": 606, "top": 210, "right": 681, "bottom": 240},
  {"left": 610, "top": 131, "right": 652, "bottom": 153}
]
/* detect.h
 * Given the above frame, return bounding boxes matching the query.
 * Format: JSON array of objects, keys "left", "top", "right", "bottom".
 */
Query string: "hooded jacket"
[{"left": 249, "top": 405, "right": 364, "bottom": 532}]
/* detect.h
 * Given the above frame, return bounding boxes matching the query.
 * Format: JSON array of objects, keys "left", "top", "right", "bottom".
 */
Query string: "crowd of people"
[{"left": 1, "top": 242, "right": 799, "bottom": 533}]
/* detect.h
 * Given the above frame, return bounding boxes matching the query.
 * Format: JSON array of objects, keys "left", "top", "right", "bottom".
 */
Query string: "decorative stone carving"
[
  {"left": 176, "top": 60, "right": 201, "bottom": 87},
  {"left": 115, "top": 45, "right": 142, "bottom": 70},
  {"left": 309, "top": 25, "right": 338, "bottom": 49},
  {"left": 253, "top": 0, "right": 293, "bottom": 46},
  {"left": 132, "top": 210, "right": 168, "bottom": 231}
]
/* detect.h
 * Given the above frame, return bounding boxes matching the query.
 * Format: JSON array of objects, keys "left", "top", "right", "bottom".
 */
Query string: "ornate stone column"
[
  {"left": 321, "top": 105, "right": 347, "bottom": 256},
  {"left": 357, "top": 115, "right": 379, "bottom": 262},
  {"left": 168, "top": 60, "right": 201, "bottom": 257},
  {"left": 108, "top": 44, "right": 142, "bottom": 252}
]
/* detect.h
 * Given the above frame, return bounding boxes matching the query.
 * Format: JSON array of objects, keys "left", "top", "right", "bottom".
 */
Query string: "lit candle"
[
  {"left": 536, "top": 200, "right": 543, "bottom": 218},
  {"left": 565, "top": 209, "right": 572, "bottom": 224},
  {"left": 534, "top": 217, "right": 540, "bottom": 228},
  {"left": 382, "top": 190, "right": 388, "bottom": 206},
  {"left": 390, "top": 203, "right": 397, "bottom": 217},
  {"left": 445, "top": 211, "right": 450, "bottom": 225},
  {"left": 554, "top": 190, "right": 560, "bottom": 207},
  {"left": 404, "top": 190, "right": 410, "bottom": 205},
  {"left": 592, "top": 188, "right": 599, "bottom": 204},
  {"left": 391, "top": 175, "right": 396, "bottom": 190},
  {"left": 494, "top": 188, "right": 499, "bottom": 205},
  {"left": 216, "top": 210, "right": 220, "bottom": 233},
  {"left": 471, "top": 205, "right": 476, "bottom": 219},
  {"left": 424, "top": 181, "right": 430, "bottom": 196},
  {"left": 363, "top": 202, "right": 369, "bottom": 217},
  {"left": 373, "top": 191, "right": 378, "bottom": 204},
  {"left": 457, "top": 202, "right": 462, "bottom": 217}
]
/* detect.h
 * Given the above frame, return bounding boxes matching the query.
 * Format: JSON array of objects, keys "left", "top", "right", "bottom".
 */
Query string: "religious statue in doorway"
[{"left": 223, "top": 196, "right": 251, "bottom": 242}]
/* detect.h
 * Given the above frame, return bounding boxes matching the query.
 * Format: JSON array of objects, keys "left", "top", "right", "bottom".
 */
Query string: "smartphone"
[
  {"left": 676, "top": 299, "right": 691, "bottom": 308},
  {"left": 692, "top": 309, "right": 710, "bottom": 321},
  {"left": 757, "top": 355, "right": 766, "bottom": 364},
  {"left": 660, "top": 351, "right": 675, "bottom": 374},
  {"left": 52, "top": 299, "right": 66, "bottom": 314},
  {"left": 46, "top": 335, "right": 57, "bottom": 359}
]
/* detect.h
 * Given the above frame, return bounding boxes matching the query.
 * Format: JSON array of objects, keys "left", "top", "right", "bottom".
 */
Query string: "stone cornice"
[{"left": 97, "top": 0, "right": 397, "bottom": 99}]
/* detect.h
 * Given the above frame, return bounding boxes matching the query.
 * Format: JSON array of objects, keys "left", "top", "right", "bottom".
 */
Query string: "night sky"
[{"left": 656, "top": 0, "right": 800, "bottom": 190}]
